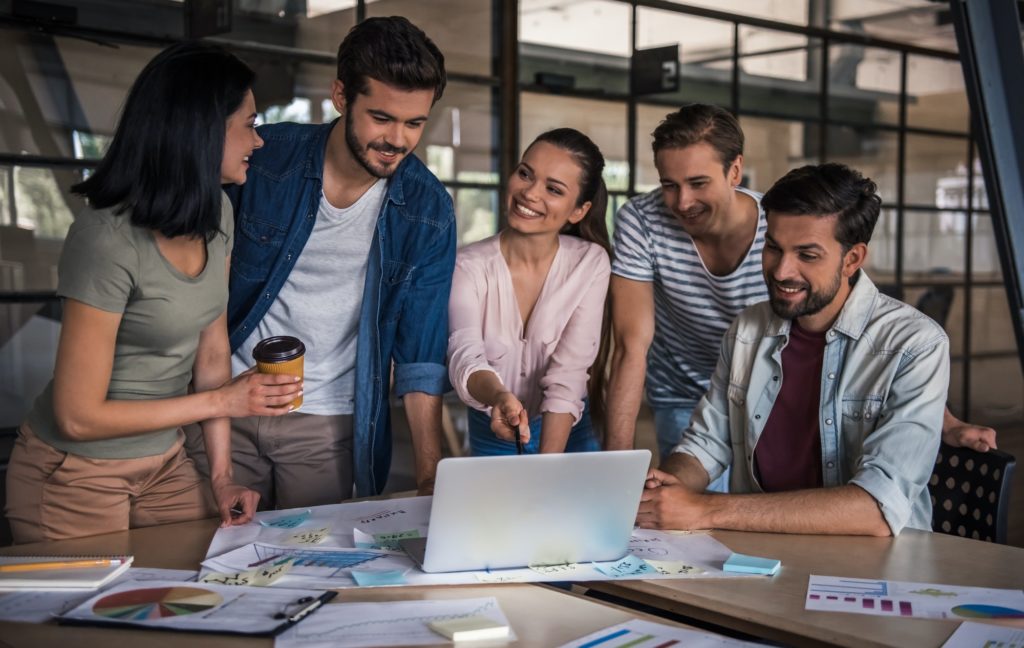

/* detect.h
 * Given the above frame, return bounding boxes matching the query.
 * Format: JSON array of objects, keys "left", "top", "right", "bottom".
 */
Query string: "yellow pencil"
[{"left": 0, "top": 558, "right": 123, "bottom": 573}]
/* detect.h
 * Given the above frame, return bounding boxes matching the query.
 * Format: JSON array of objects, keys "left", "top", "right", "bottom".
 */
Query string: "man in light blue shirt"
[{"left": 638, "top": 163, "right": 947, "bottom": 535}]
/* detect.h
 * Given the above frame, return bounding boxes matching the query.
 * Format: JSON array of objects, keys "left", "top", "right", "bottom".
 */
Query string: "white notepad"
[{"left": 0, "top": 556, "right": 134, "bottom": 590}]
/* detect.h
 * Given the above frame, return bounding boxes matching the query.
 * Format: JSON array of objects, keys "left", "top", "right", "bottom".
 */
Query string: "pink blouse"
[{"left": 447, "top": 234, "right": 611, "bottom": 424}]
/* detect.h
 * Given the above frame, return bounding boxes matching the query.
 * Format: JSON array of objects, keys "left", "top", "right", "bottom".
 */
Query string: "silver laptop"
[{"left": 402, "top": 449, "right": 651, "bottom": 573}]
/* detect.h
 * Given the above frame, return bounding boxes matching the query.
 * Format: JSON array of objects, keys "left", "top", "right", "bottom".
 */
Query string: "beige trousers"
[
  {"left": 184, "top": 412, "right": 353, "bottom": 510},
  {"left": 5, "top": 424, "right": 216, "bottom": 544}
]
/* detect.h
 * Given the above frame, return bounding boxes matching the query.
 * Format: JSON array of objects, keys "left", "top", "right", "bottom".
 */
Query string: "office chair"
[{"left": 929, "top": 442, "right": 1016, "bottom": 543}]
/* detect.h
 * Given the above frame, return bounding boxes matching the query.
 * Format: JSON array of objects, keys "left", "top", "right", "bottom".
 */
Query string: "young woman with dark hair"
[
  {"left": 448, "top": 128, "right": 612, "bottom": 455},
  {"left": 4, "top": 41, "right": 302, "bottom": 543}
]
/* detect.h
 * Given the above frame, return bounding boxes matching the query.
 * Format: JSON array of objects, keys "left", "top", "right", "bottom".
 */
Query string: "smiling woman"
[
  {"left": 3, "top": 41, "right": 302, "bottom": 545},
  {"left": 447, "top": 128, "right": 613, "bottom": 456}
]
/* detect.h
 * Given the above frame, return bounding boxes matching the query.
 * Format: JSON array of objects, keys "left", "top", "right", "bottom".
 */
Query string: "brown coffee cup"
[{"left": 252, "top": 336, "right": 305, "bottom": 410}]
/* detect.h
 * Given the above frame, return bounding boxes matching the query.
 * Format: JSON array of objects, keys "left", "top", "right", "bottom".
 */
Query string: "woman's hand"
[
  {"left": 216, "top": 367, "right": 302, "bottom": 418},
  {"left": 490, "top": 391, "right": 531, "bottom": 444},
  {"left": 211, "top": 477, "right": 260, "bottom": 526}
]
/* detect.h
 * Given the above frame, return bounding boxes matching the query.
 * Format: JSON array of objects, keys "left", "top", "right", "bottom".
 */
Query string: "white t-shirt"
[{"left": 233, "top": 179, "right": 386, "bottom": 414}]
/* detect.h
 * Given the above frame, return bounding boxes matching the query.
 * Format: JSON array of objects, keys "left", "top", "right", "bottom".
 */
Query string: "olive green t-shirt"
[{"left": 28, "top": 194, "right": 233, "bottom": 459}]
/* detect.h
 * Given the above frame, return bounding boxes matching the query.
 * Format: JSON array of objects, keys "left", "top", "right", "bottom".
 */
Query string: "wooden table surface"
[{"left": 584, "top": 528, "right": 1024, "bottom": 648}]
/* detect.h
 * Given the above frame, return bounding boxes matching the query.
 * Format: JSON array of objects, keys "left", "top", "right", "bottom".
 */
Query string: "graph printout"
[
  {"left": 942, "top": 621, "right": 1024, "bottom": 648},
  {"left": 202, "top": 507, "right": 747, "bottom": 589},
  {"left": 0, "top": 568, "right": 196, "bottom": 623},
  {"left": 60, "top": 579, "right": 330, "bottom": 635},
  {"left": 274, "top": 597, "right": 514, "bottom": 648},
  {"left": 806, "top": 575, "right": 1024, "bottom": 623},
  {"left": 558, "top": 619, "right": 765, "bottom": 648}
]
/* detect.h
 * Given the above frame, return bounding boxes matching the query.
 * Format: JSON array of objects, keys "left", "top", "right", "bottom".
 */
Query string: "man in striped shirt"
[{"left": 605, "top": 104, "right": 995, "bottom": 460}]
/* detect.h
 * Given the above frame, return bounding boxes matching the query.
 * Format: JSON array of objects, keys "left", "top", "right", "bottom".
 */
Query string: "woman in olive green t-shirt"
[{"left": 4, "top": 42, "right": 302, "bottom": 543}]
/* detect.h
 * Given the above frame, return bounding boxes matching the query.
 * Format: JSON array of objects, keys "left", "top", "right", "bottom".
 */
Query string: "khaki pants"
[
  {"left": 5, "top": 424, "right": 216, "bottom": 544},
  {"left": 184, "top": 412, "right": 353, "bottom": 510}
]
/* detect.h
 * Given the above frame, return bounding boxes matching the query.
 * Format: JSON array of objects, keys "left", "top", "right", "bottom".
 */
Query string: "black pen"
[
  {"left": 514, "top": 429, "right": 524, "bottom": 455},
  {"left": 285, "top": 592, "right": 335, "bottom": 623}
]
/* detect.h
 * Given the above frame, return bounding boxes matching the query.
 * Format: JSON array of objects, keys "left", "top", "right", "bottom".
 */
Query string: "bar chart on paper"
[
  {"left": 559, "top": 619, "right": 762, "bottom": 647},
  {"left": 805, "top": 578, "right": 917, "bottom": 617},
  {"left": 251, "top": 544, "right": 383, "bottom": 571},
  {"left": 805, "top": 575, "right": 1024, "bottom": 621}
]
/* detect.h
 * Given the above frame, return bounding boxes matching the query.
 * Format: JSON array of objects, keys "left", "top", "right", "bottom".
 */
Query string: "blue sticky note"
[
  {"left": 723, "top": 552, "right": 781, "bottom": 575},
  {"left": 593, "top": 554, "right": 658, "bottom": 578},
  {"left": 351, "top": 570, "right": 408, "bottom": 586},
  {"left": 259, "top": 509, "right": 311, "bottom": 529}
]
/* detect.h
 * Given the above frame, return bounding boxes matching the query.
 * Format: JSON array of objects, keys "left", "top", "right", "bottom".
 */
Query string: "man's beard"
[
  {"left": 345, "top": 109, "right": 408, "bottom": 179},
  {"left": 767, "top": 263, "right": 843, "bottom": 320}
]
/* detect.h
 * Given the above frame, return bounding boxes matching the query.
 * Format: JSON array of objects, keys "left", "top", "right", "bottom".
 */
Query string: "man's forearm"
[
  {"left": 604, "top": 346, "right": 646, "bottom": 450},
  {"left": 660, "top": 451, "right": 711, "bottom": 492},
  {"left": 704, "top": 485, "right": 891, "bottom": 536},
  {"left": 403, "top": 391, "right": 443, "bottom": 492}
]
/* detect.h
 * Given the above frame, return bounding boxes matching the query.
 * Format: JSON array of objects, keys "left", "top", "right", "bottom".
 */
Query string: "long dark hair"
[
  {"left": 527, "top": 128, "right": 613, "bottom": 436},
  {"left": 72, "top": 41, "right": 255, "bottom": 240}
]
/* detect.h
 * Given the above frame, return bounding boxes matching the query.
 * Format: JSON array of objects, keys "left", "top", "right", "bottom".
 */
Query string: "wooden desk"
[
  {"left": 584, "top": 529, "right": 1024, "bottom": 648},
  {"left": 0, "top": 518, "right": 709, "bottom": 647}
]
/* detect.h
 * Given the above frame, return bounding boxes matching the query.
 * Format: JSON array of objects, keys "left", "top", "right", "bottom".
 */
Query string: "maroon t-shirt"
[{"left": 754, "top": 320, "right": 826, "bottom": 492}]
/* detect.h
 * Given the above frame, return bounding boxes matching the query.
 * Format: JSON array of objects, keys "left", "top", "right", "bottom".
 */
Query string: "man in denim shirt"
[
  {"left": 638, "top": 164, "right": 947, "bottom": 535},
  {"left": 185, "top": 18, "right": 455, "bottom": 504}
]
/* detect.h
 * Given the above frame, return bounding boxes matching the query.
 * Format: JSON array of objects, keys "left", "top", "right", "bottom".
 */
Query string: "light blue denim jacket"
[{"left": 674, "top": 272, "right": 949, "bottom": 534}]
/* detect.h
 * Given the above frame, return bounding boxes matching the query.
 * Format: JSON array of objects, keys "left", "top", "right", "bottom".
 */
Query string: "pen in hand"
[{"left": 514, "top": 429, "right": 523, "bottom": 455}]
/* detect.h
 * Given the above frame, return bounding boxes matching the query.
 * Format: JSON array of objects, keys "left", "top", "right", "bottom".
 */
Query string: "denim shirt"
[
  {"left": 225, "top": 120, "right": 456, "bottom": 496},
  {"left": 674, "top": 272, "right": 949, "bottom": 534}
]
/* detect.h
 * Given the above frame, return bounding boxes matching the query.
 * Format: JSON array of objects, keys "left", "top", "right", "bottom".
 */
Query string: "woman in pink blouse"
[{"left": 448, "top": 128, "right": 611, "bottom": 455}]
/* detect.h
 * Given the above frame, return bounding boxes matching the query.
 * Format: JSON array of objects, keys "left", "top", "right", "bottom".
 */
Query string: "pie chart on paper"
[
  {"left": 92, "top": 586, "right": 224, "bottom": 620},
  {"left": 951, "top": 604, "right": 1024, "bottom": 619}
]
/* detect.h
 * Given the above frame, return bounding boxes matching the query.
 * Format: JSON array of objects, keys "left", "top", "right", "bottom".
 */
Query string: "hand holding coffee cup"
[
  {"left": 252, "top": 336, "right": 305, "bottom": 410},
  {"left": 217, "top": 367, "right": 302, "bottom": 418}
]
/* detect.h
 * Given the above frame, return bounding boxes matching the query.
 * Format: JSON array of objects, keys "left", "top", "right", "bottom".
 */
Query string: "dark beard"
[
  {"left": 345, "top": 108, "right": 407, "bottom": 179},
  {"left": 767, "top": 264, "right": 843, "bottom": 320}
]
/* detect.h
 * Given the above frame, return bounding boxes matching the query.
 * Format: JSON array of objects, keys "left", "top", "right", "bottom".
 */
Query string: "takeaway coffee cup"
[{"left": 252, "top": 335, "right": 305, "bottom": 410}]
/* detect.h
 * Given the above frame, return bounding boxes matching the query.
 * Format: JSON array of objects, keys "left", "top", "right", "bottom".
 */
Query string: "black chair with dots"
[{"left": 929, "top": 443, "right": 1016, "bottom": 543}]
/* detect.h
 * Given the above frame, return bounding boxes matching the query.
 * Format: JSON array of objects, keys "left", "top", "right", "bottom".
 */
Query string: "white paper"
[
  {"left": 806, "top": 575, "right": 1024, "bottom": 622},
  {"left": 207, "top": 496, "right": 433, "bottom": 559},
  {"left": 203, "top": 496, "right": 746, "bottom": 589},
  {"left": 0, "top": 568, "right": 196, "bottom": 623},
  {"left": 942, "top": 621, "right": 1024, "bottom": 647},
  {"left": 559, "top": 619, "right": 765, "bottom": 647},
  {"left": 202, "top": 543, "right": 407, "bottom": 589},
  {"left": 275, "top": 596, "right": 513, "bottom": 648},
  {"left": 60, "top": 579, "right": 329, "bottom": 635}
]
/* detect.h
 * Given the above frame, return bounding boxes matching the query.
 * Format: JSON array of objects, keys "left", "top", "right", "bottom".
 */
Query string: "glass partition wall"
[
  {"left": 0, "top": 0, "right": 1017, "bottom": 427},
  {"left": 517, "top": 0, "right": 1017, "bottom": 426}
]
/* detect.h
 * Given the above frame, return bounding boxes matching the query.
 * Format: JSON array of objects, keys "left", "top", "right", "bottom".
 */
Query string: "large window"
[
  {"left": 518, "top": 0, "right": 1019, "bottom": 427},
  {"left": 1, "top": 0, "right": 1020, "bottom": 429},
  {"left": 0, "top": 0, "right": 505, "bottom": 430}
]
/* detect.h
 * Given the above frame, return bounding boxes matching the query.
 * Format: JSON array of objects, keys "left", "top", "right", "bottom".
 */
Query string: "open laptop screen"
[{"left": 410, "top": 450, "right": 651, "bottom": 573}]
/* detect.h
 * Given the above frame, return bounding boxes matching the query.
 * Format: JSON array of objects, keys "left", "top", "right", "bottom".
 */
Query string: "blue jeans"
[
  {"left": 467, "top": 401, "right": 600, "bottom": 456},
  {"left": 652, "top": 403, "right": 729, "bottom": 493}
]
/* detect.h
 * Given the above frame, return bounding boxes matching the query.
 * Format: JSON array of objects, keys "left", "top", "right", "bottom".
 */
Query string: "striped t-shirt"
[{"left": 611, "top": 186, "right": 768, "bottom": 408}]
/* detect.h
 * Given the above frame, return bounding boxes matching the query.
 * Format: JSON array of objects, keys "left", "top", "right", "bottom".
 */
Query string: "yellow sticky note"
[
  {"left": 474, "top": 572, "right": 520, "bottom": 583},
  {"left": 428, "top": 615, "right": 509, "bottom": 641},
  {"left": 528, "top": 562, "right": 580, "bottom": 576},
  {"left": 288, "top": 527, "right": 329, "bottom": 545},
  {"left": 645, "top": 560, "right": 704, "bottom": 576}
]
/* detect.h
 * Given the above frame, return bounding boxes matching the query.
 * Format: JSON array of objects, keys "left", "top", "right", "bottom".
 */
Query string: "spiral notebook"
[{"left": 0, "top": 555, "right": 134, "bottom": 590}]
